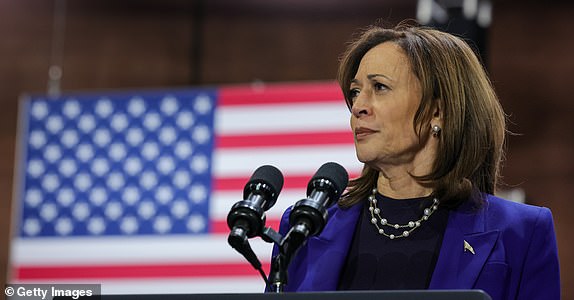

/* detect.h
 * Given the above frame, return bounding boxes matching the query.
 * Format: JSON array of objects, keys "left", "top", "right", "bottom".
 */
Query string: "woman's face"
[{"left": 349, "top": 42, "right": 426, "bottom": 168}]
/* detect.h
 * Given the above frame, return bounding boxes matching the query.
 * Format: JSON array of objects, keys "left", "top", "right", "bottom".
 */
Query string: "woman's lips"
[{"left": 354, "top": 127, "right": 378, "bottom": 140}]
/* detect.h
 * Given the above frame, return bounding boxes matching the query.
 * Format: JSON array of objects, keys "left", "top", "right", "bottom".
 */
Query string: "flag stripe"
[
  {"left": 215, "top": 102, "right": 349, "bottom": 135},
  {"left": 16, "top": 262, "right": 271, "bottom": 280},
  {"left": 218, "top": 82, "right": 343, "bottom": 106},
  {"left": 106, "top": 278, "right": 265, "bottom": 294},
  {"left": 214, "top": 173, "right": 360, "bottom": 192},
  {"left": 211, "top": 219, "right": 281, "bottom": 234},
  {"left": 12, "top": 236, "right": 272, "bottom": 265},
  {"left": 216, "top": 130, "right": 353, "bottom": 148},
  {"left": 14, "top": 278, "right": 266, "bottom": 294},
  {"left": 213, "top": 145, "right": 360, "bottom": 177}
]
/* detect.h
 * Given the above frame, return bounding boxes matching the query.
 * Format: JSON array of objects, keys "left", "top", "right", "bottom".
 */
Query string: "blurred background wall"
[{"left": 0, "top": 0, "right": 572, "bottom": 298}]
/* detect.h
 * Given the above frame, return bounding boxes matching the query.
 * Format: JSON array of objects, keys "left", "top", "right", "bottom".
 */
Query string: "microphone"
[
  {"left": 227, "top": 165, "right": 284, "bottom": 242},
  {"left": 288, "top": 162, "right": 349, "bottom": 239},
  {"left": 227, "top": 165, "right": 283, "bottom": 287}
]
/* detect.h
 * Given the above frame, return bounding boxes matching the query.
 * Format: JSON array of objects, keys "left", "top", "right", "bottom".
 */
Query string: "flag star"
[
  {"left": 189, "top": 184, "right": 207, "bottom": 204},
  {"left": 23, "top": 218, "right": 42, "bottom": 236},
  {"left": 57, "top": 188, "right": 75, "bottom": 207},
  {"left": 120, "top": 216, "right": 139, "bottom": 234},
  {"left": 128, "top": 97, "right": 146, "bottom": 117},
  {"left": 156, "top": 185, "right": 174, "bottom": 205},
  {"left": 63, "top": 100, "right": 81, "bottom": 119},
  {"left": 61, "top": 129, "right": 79, "bottom": 148},
  {"left": 74, "top": 173, "right": 93, "bottom": 192},
  {"left": 140, "top": 171, "right": 158, "bottom": 190},
  {"left": 174, "top": 141, "right": 193, "bottom": 159},
  {"left": 87, "top": 217, "right": 106, "bottom": 235},
  {"left": 159, "top": 126, "right": 177, "bottom": 145},
  {"left": 122, "top": 186, "right": 140, "bottom": 206},
  {"left": 138, "top": 201, "right": 156, "bottom": 220},
  {"left": 78, "top": 114, "right": 96, "bottom": 133},
  {"left": 126, "top": 128, "right": 144, "bottom": 146},
  {"left": 89, "top": 187, "right": 108, "bottom": 206},
  {"left": 55, "top": 217, "right": 73, "bottom": 236},
  {"left": 193, "top": 94, "right": 213, "bottom": 115},
  {"left": 44, "top": 144, "right": 62, "bottom": 163},
  {"left": 105, "top": 202, "right": 123, "bottom": 221},
  {"left": 25, "top": 189, "right": 43, "bottom": 208},
  {"left": 42, "top": 174, "right": 60, "bottom": 192},
  {"left": 40, "top": 203, "right": 58, "bottom": 222},
  {"left": 192, "top": 125, "right": 211, "bottom": 144},
  {"left": 95, "top": 99, "right": 113, "bottom": 118},
  {"left": 27, "top": 159, "right": 45, "bottom": 178},
  {"left": 76, "top": 143, "right": 95, "bottom": 162},
  {"left": 59, "top": 159, "right": 77, "bottom": 177},
  {"left": 111, "top": 113, "right": 129, "bottom": 132},
  {"left": 109, "top": 143, "right": 127, "bottom": 161},
  {"left": 141, "top": 142, "right": 160, "bottom": 161},
  {"left": 191, "top": 154, "right": 209, "bottom": 174},
  {"left": 31, "top": 101, "right": 49, "bottom": 120},
  {"left": 46, "top": 115, "right": 64, "bottom": 134},
  {"left": 124, "top": 157, "right": 143, "bottom": 176},
  {"left": 153, "top": 215, "right": 172, "bottom": 234},
  {"left": 173, "top": 170, "right": 191, "bottom": 189},
  {"left": 160, "top": 95, "right": 179, "bottom": 116},
  {"left": 91, "top": 158, "right": 110, "bottom": 177},
  {"left": 176, "top": 111, "right": 194, "bottom": 129},
  {"left": 107, "top": 172, "right": 125, "bottom": 191},
  {"left": 157, "top": 156, "right": 175, "bottom": 175},
  {"left": 29, "top": 130, "right": 47, "bottom": 149},
  {"left": 171, "top": 199, "right": 190, "bottom": 219},
  {"left": 72, "top": 202, "right": 90, "bottom": 221},
  {"left": 187, "top": 214, "right": 206, "bottom": 233},
  {"left": 93, "top": 128, "right": 112, "bottom": 147},
  {"left": 143, "top": 112, "right": 161, "bottom": 131}
]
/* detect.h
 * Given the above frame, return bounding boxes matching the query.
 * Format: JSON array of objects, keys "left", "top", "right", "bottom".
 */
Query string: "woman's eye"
[
  {"left": 349, "top": 88, "right": 360, "bottom": 100},
  {"left": 374, "top": 82, "right": 388, "bottom": 91}
]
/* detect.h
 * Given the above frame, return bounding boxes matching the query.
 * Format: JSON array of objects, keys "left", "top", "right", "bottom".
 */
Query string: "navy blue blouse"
[{"left": 338, "top": 193, "right": 449, "bottom": 290}]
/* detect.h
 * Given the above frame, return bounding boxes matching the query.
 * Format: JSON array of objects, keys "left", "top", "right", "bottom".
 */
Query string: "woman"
[{"left": 271, "top": 24, "right": 560, "bottom": 299}]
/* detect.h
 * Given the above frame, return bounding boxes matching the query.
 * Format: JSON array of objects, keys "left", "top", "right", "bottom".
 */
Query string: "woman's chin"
[{"left": 356, "top": 153, "right": 376, "bottom": 165}]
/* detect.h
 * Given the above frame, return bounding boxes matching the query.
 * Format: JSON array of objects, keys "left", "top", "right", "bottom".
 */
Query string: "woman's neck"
[
  {"left": 375, "top": 161, "right": 433, "bottom": 199},
  {"left": 376, "top": 172, "right": 431, "bottom": 199},
  {"left": 373, "top": 136, "right": 438, "bottom": 199}
]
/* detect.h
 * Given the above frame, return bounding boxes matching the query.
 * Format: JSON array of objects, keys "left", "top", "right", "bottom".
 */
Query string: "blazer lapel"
[
  {"left": 305, "top": 204, "right": 362, "bottom": 290},
  {"left": 429, "top": 201, "right": 500, "bottom": 289}
]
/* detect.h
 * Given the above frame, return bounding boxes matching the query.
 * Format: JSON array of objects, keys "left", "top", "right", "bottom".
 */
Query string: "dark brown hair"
[{"left": 337, "top": 23, "right": 506, "bottom": 208}]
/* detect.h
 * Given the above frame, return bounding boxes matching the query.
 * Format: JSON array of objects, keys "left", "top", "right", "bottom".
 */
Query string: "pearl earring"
[{"left": 431, "top": 125, "right": 442, "bottom": 137}]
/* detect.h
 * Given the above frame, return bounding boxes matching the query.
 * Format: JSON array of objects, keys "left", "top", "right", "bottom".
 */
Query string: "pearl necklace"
[{"left": 368, "top": 188, "right": 440, "bottom": 240}]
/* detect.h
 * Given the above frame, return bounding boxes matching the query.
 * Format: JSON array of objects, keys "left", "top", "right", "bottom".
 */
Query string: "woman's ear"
[
  {"left": 430, "top": 99, "right": 443, "bottom": 138},
  {"left": 432, "top": 99, "right": 442, "bottom": 120}
]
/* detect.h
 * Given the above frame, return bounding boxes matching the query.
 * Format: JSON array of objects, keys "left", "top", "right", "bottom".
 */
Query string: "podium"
[{"left": 84, "top": 290, "right": 492, "bottom": 300}]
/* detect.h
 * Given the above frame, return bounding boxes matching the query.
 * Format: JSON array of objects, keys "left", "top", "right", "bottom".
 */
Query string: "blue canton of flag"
[{"left": 20, "top": 90, "right": 217, "bottom": 237}]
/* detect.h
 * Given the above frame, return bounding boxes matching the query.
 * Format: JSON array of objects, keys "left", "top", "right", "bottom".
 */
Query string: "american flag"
[{"left": 10, "top": 81, "right": 361, "bottom": 294}]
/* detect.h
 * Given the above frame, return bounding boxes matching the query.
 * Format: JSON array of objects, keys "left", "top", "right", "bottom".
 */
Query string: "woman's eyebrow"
[{"left": 367, "top": 73, "right": 394, "bottom": 82}]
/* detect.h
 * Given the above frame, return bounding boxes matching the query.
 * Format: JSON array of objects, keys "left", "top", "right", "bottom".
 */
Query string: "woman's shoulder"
[{"left": 480, "top": 193, "right": 554, "bottom": 229}]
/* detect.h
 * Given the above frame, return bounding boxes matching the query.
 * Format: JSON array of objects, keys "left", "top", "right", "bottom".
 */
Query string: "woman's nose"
[{"left": 351, "top": 94, "right": 371, "bottom": 118}]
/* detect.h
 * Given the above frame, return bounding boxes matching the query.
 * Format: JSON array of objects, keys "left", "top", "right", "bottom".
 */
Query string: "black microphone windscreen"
[
  {"left": 307, "top": 162, "right": 349, "bottom": 198},
  {"left": 246, "top": 165, "right": 284, "bottom": 196}
]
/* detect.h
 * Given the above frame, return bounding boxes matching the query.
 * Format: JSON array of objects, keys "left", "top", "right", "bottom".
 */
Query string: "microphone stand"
[
  {"left": 227, "top": 213, "right": 297, "bottom": 292},
  {"left": 228, "top": 223, "right": 270, "bottom": 286},
  {"left": 262, "top": 227, "right": 291, "bottom": 293},
  {"left": 264, "top": 215, "right": 317, "bottom": 292}
]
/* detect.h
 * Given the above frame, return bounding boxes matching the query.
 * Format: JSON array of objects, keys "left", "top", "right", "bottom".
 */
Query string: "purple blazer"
[{"left": 271, "top": 194, "right": 560, "bottom": 300}]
